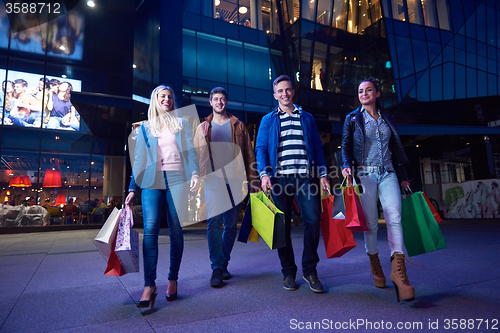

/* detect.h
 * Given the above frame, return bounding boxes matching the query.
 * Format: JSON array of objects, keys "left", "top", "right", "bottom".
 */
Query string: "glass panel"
[
  {"left": 430, "top": 66, "right": 442, "bottom": 101},
  {"left": 443, "top": 62, "right": 454, "bottom": 99},
  {"left": 476, "top": 4, "right": 486, "bottom": 43},
  {"left": 406, "top": 0, "right": 423, "bottom": 25},
  {"left": 317, "top": 0, "right": 332, "bottom": 26},
  {"left": 416, "top": 70, "right": 429, "bottom": 101},
  {"left": 488, "top": 59, "right": 497, "bottom": 74},
  {"left": 347, "top": 0, "right": 358, "bottom": 33},
  {"left": 328, "top": 46, "right": 344, "bottom": 93},
  {"left": 465, "top": 9, "right": 476, "bottom": 39},
  {"left": 302, "top": 0, "right": 316, "bottom": 21},
  {"left": 421, "top": 0, "right": 438, "bottom": 28},
  {"left": 435, "top": 0, "right": 450, "bottom": 30},
  {"left": 391, "top": 0, "right": 406, "bottom": 21},
  {"left": 216, "top": 0, "right": 239, "bottom": 25},
  {"left": 455, "top": 64, "right": 465, "bottom": 99},
  {"left": 228, "top": 40, "right": 245, "bottom": 85},
  {"left": 466, "top": 52, "right": 476, "bottom": 68},
  {"left": 488, "top": 74, "right": 497, "bottom": 96},
  {"left": 197, "top": 33, "right": 227, "bottom": 82},
  {"left": 333, "top": 0, "right": 348, "bottom": 30},
  {"left": 466, "top": 68, "right": 476, "bottom": 98},
  {"left": 412, "top": 39, "right": 428, "bottom": 73},
  {"left": 477, "top": 71, "right": 487, "bottom": 97},
  {"left": 369, "top": 0, "right": 383, "bottom": 23},
  {"left": 183, "top": 30, "right": 197, "bottom": 78},
  {"left": 312, "top": 42, "right": 328, "bottom": 91},
  {"left": 381, "top": 0, "right": 391, "bottom": 18},
  {"left": 244, "top": 43, "right": 271, "bottom": 89},
  {"left": 395, "top": 36, "right": 414, "bottom": 77}
]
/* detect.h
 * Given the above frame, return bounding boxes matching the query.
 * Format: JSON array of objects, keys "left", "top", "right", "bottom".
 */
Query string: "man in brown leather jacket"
[{"left": 194, "top": 87, "right": 260, "bottom": 287}]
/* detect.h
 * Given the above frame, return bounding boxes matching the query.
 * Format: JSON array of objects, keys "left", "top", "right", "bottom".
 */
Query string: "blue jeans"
[
  {"left": 47, "top": 116, "right": 79, "bottom": 131},
  {"left": 141, "top": 171, "right": 187, "bottom": 286},
  {"left": 357, "top": 166, "right": 404, "bottom": 256},
  {"left": 9, "top": 112, "right": 41, "bottom": 127},
  {"left": 205, "top": 177, "right": 241, "bottom": 270},
  {"left": 270, "top": 174, "right": 321, "bottom": 277}
]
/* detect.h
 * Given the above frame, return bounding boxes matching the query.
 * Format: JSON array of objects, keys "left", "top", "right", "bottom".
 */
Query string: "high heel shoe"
[
  {"left": 390, "top": 253, "right": 415, "bottom": 302},
  {"left": 137, "top": 287, "right": 158, "bottom": 308},
  {"left": 166, "top": 281, "right": 177, "bottom": 301}
]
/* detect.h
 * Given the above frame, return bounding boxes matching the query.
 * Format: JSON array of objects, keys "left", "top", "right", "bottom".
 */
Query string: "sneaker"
[
  {"left": 283, "top": 276, "right": 298, "bottom": 291},
  {"left": 222, "top": 266, "right": 232, "bottom": 280},
  {"left": 303, "top": 275, "right": 324, "bottom": 293},
  {"left": 210, "top": 268, "right": 224, "bottom": 288}
]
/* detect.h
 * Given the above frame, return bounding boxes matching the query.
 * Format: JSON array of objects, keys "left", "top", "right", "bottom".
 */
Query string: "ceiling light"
[
  {"left": 61, "top": 74, "right": 67, "bottom": 78},
  {"left": 239, "top": 6, "right": 247, "bottom": 14},
  {"left": 215, "top": 0, "right": 220, "bottom": 6},
  {"left": 133, "top": 64, "right": 137, "bottom": 68},
  {"left": 87, "top": 1, "right": 95, "bottom": 7},
  {"left": 59, "top": 45, "right": 66, "bottom": 51}
]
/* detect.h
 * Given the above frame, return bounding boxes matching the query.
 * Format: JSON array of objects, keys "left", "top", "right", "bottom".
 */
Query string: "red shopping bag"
[
  {"left": 422, "top": 192, "right": 442, "bottom": 223},
  {"left": 104, "top": 233, "right": 126, "bottom": 277},
  {"left": 320, "top": 195, "right": 356, "bottom": 258},
  {"left": 342, "top": 176, "right": 369, "bottom": 232}
]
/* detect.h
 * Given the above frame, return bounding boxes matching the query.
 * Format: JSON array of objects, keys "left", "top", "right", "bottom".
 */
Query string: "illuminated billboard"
[{"left": 1, "top": 69, "right": 83, "bottom": 131}]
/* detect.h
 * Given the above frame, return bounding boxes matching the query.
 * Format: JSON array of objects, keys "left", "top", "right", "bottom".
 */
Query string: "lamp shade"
[
  {"left": 9, "top": 175, "right": 32, "bottom": 187},
  {"left": 43, "top": 170, "right": 62, "bottom": 187},
  {"left": 55, "top": 194, "right": 66, "bottom": 205}
]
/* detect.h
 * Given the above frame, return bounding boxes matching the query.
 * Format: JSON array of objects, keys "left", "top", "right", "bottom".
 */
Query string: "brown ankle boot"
[
  {"left": 368, "top": 253, "right": 386, "bottom": 288},
  {"left": 390, "top": 253, "right": 415, "bottom": 302}
]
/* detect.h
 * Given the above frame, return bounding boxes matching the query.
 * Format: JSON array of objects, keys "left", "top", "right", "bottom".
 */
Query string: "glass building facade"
[{"left": 1, "top": 0, "right": 499, "bottom": 228}]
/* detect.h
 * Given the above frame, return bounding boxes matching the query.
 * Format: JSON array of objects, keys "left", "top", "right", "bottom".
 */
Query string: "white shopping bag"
[
  {"left": 115, "top": 206, "right": 139, "bottom": 273},
  {"left": 94, "top": 207, "right": 121, "bottom": 257}
]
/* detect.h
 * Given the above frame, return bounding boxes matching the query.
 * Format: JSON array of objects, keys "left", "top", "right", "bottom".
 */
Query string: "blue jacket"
[
  {"left": 128, "top": 118, "right": 199, "bottom": 191},
  {"left": 255, "top": 105, "right": 328, "bottom": 178}
]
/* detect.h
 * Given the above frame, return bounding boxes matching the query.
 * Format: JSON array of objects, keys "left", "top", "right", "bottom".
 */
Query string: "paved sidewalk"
[{"left": 0, "top": 219, "right": 499, "bottom": 332}]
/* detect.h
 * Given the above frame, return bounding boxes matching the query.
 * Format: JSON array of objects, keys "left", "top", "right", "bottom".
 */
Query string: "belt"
[{"left": 357, "top": 166, "right": 388, "bottom": 173}]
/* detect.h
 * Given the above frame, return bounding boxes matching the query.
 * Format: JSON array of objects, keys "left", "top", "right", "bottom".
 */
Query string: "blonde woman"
[{"left": 125, "top": 85, "right": 199, "bottom": 308}]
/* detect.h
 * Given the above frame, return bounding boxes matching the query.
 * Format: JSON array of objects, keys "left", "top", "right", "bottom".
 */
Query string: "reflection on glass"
[
  {"left": 301, "top": 0, "right": 316, "bottom": 21},
  {"left": 435, "top": 0, "right": 450, "bottom": 30},
  {"left": 421, "top": 0, "right": 438, "bottom": 28},
  {"left": 0, "top": 8, "right": 85, "bottom": 60},
  {"left": 347, "top": 0, "right": 358, "bottom": 33},
  {"left": 332, "top": 0, "right": 347, "bottom": 30},
  {"left": 0, "top": 69, "right": 82, "bottom": 131},
  {"left": 316, "top": 0, "right": 332, "bottom": 26},
  {"left": 391, "top": 0, "right": 405, "bottom": 21},
  {"left": 406, "top": 0, "right": 422, "bottom": 24},
  {"left": 215, "top": 0, "right": 253, "bottom": 27}
]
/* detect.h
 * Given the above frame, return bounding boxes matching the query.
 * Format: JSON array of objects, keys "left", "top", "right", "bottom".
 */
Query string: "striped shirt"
[{"left": 277, "top": 107, "right": 309, "bottom": 175}]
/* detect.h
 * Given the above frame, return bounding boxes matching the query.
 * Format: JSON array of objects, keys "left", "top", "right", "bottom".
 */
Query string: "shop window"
[
  {"left": 406, "top": 0, "right": 422, "bottom": 25},
  {"left": 421, "top": 0, "right": 438, "bottom": 28},
  {"left": 317, "top": 0, "right": 332, "bottom": 26},
  {"left": 333, "top": 0, "right": 348, "bottom": 30},
  {"left": 302, "top": 0, "right": 316, "bottom": 21},
  {"left": 391, "top": 0, "right": 406, "bottom": 21},
  {"left": 215, "top": 0, "right": 254, "bottom": 27},
  {"left": 435, "top": 0, "right": 450, "bottom": 31}
]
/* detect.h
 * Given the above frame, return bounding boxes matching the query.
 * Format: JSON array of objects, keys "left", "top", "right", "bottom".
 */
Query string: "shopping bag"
[
  {"left": 342, "top": 176, "right": 368, "bottom": 232},
  {"left": 248, "top": 226, "right": 259, "bottom": 242},
  {"left": 320, "top": 194, "right": 356, "bottom": 258},
  {"left": 249, "top": 191, "right": 286, "bottom": 249},
  {"left": 104, "top": 233, "right": 126, "bottom": 276},
  {"left": 237, "top": 196, "right": 252, "bottom": 243},
  {"left": 422, "top": 192, "right": 442, "bottom": 223},
  {"left": 114, "top": 206, "right": 139, "bottom": 273},
  {"left": 401, "top": 191, "right": 447, "bottom": 256},
  {"left": 94, "top": 207, "right": 121, "bottom": 257}
]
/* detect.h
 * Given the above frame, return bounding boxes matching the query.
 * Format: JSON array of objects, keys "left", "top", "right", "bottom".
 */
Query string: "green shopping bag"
[
  {"left": 401, "top": 191, "right": 447, "bottom": 257},
  {"left": 249, "top": 191, "right": 286, "bottom": 250}
]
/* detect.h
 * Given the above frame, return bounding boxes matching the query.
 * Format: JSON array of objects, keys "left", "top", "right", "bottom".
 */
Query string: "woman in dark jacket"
[{"left": 341, "top": 78, "right": 414, "bottom": 302}]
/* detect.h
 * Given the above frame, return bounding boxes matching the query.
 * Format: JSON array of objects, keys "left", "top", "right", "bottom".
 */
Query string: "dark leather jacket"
[{"left": 341, "top": 107, "right": 409, "bottom": 183}]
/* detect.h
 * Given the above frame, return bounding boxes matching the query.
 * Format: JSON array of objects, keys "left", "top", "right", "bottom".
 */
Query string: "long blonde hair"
[{"left": 147, "top": 85, "right": 182, "bottom": 137}]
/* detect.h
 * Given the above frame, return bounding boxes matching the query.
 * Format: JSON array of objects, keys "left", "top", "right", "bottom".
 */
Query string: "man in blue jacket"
[{"left": 255, "top": 75, "right": 330, "bottom": 293}]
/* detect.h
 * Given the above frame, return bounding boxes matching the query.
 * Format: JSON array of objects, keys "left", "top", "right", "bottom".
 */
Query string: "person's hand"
[
  {"left": 401, "top": 180, "right": 410, "bottom": 191},
  {"left": 261, "top": 176, "right": 272, "bottom": 192},
  {"left": 341, "top": 167, "right": 351, "bottom": 178},
  {"left": 190, "top": 175, "right": 200, "bottom": 192},
  {"left": 125, "top": 192, "right": 135, "bottom": 206},
  {"left": 61, "top": 113, "right": 71, "bottom": 126},
  {"left": 320, "top": 177, "right": 330, "bottom": 194}
]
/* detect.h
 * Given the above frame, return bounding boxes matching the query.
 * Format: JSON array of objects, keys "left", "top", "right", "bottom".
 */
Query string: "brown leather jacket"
[{"left": 194, "top": 113, "right": 260, "bottom": 191}]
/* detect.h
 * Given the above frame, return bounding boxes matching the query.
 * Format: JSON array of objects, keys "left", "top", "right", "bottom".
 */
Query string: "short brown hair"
[
  {"left": 209, "top": 87, "right": 228, "bottom": 100},
  {"left": 273, "top": 75, "right": 293, "bottom": 92}
]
